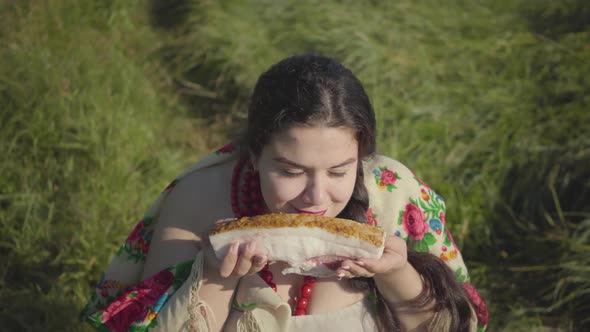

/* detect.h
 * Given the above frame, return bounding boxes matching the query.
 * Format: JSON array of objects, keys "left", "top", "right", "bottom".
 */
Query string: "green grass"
[
  {"left": 1, "top": 0, "right": 589, "bottom": 331},
  {"left": 0, "top": 1, "right": 206, "bottom": 330}
]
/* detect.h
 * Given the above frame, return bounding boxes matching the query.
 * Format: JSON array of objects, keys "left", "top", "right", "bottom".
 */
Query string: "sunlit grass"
[{"left": 0, "top": 1, "right": 208, "bottom": 330}]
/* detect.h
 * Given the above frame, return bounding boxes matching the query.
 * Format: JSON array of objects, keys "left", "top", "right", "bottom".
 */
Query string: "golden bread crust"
[{"left": 210, "top": 213, "right": 384, "bottom": 247}]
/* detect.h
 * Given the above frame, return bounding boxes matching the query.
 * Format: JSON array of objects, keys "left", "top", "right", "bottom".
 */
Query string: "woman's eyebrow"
[{"left": 272, "top": 157, "right": 357, "bottom": 169}]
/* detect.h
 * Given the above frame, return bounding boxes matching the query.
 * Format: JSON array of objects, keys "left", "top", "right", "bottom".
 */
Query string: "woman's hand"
[
  {"left": 219, "top": 240, "right": 268, "bottom": 278},
  {"left": 213, "top": 217, "right": 269, "bottom": 277},
  {"left": 335, "top": 233, "right": 408, "bottom": 279},
  {"left": 209, "top": 218, "right": 269, "bottom": 278}
]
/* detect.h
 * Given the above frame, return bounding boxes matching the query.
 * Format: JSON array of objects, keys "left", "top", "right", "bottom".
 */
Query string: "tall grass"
[{"left": 0, "top": 1, "right": 206, "bottom": 330}]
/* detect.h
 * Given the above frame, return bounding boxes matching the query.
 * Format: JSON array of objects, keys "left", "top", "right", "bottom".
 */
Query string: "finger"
[
  {"left": 248, "top": 254, "right": 268, "bottom": 274},
  {"left": 215, "top": 218, "right": 237, "bottom": 226},
  {"left": 234, "top": 241, "right": 256, "bottom": 276},
  {"left": 220, "top": 241, "right": 240, "bottom": 278},
  {"left": 352, "top": 257, "right": 381, "bottom": 273},
  {"left": 337, "top": 262, "right": 374, "bottom": 279},
  {"left": 344, "top": 263, "right": 375, "bottom": 278}
]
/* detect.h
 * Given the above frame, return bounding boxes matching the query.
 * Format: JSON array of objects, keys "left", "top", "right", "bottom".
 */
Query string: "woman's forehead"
[{"left": 261, "top": 126, "right": 358, "bottom": 166}]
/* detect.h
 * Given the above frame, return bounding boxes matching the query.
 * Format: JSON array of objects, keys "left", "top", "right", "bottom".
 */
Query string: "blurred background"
[{"left": 1, "top": 0, "right": 588, "bottom": 331}]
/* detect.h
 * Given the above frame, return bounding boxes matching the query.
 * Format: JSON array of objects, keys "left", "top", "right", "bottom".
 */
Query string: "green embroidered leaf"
[
  {"left": 95, "top": 323, "right": 112, "bottom": 332},
  {"left": 398, "top": 210, "right": 403, "bottom": 225},
  {"left": 86, "top": 316, "right": 106, "bottom": 330},
  {"left": 240, "top": 302, "right": 258, "bottom": 309},
  {"left": 387, "top": 185, "right": 393, "bottom": 192},
  {"left": 148, "top": 318, "right": 159, "bottom": 328},
  {"left": 454, "top": 268, "right": 468, "bottom": 282},
  {"left": 143, "top": 215, "right": 154, "bottom": 226},
  {"left": 173, "top": 260, "right": 194, "bottom": 289},
  {"left": 423, "top": 232, "right": 437, "bottom": 245},
  {"left": 418, "top": 199, "right": 428, "bottom": 210},
  {"left": 175, "top": 260, "right": 193, "bottom": 279},
  {"left": 128, "top": 325, "right": 147, "bottom": 332},
  {"left": 115, "top": 246, "right": 124, "bottom": 257}
]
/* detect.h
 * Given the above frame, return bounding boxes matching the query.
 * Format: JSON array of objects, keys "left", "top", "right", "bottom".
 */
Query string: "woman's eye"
[
  {"left": 329, "top": 171, "right": 347, "bottom": 178},
  {"left": 280, "top": 169, "right": 304, "bottom": 177}
]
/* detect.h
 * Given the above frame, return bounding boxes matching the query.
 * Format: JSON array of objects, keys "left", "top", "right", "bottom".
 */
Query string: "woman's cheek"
[
  {"left": 264, "top": 175, "right": 304, "bottom": 206},
  {"left": 273, "top": 179, "right": 304, "bottom": 202},
  {"left": 335, "top": 176, "right": 356, "bottom": 202}
]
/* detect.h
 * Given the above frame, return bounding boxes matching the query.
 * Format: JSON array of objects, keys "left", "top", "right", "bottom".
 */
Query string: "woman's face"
[{"left": 254, "top": 126, "right": 359, "bottom": 218}]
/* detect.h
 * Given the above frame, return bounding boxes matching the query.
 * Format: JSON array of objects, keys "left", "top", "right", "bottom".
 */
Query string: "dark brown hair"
[{"left": 245, "top": 54, "right": 375, "bottom": 223}]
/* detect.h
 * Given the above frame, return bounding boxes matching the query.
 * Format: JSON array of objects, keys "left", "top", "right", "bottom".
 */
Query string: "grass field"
[{"left": 1, "top": 0, "right": 589, "bottom": 331}]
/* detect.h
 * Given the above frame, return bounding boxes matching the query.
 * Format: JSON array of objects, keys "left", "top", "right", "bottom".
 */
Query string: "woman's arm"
[
  {"left": 338, "top": 235, "right": 436, "bottom": 331},
  {"left": 141, "top": 169, "right": 240, "bottom": 331},
  {"left": 371, "top": 239, "right": 434, "bottom": 331}
]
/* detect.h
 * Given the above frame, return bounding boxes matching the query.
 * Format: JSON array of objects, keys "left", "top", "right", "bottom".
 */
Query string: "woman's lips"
[{"left": 295, "top": 209, "right": 327, "bottom": 216}]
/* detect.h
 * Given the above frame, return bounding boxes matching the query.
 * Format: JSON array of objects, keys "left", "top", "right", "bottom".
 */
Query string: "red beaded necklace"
[{"left": 230, "top": 156, "right": 317, "bottom": 316}]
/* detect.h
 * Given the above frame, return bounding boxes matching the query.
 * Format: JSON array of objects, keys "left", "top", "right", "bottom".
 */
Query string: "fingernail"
[
  {"left": 337, "top": 272, "right": 345, "bottom": 278},
  {"left": 342, "top": 265, "right": 350, "bottom": 270},
  {"left": 254, "top": 255, "right": 266, "bottom": 265},
  {"left": 355, "top": 261, "right": 365, "bottom": 266},
  {"left": 216, "top": 218, "right": 237, "bottom": 225}
]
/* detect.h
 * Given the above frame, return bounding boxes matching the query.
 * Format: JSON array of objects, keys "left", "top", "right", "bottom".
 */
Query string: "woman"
[{"left": 81, "top": 54, "right": 488, "bottom": 331}]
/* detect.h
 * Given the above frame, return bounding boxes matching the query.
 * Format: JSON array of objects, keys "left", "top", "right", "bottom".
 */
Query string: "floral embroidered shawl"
[{"left": 80, "top": 143, "right": 488, "bottom": 331}]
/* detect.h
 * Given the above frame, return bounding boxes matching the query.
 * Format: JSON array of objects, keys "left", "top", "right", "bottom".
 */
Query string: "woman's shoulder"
[
  {"left": 158, "top": 146, "right": 239, "bottom": 233},
  {"left": 139, "top": 145, "right": 239, "bottom": 277}
]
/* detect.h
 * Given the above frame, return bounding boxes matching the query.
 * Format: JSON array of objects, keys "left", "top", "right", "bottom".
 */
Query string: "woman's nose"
[{"left": 302, "top": 175, "right": 327, "bottom": 205}]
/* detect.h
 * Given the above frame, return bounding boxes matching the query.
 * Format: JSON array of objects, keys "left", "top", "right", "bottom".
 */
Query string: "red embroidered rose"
[
  {"left": 366, "top": 208, "right": 378, "bottom": 227},
  {"left": 439, "top": 211, "right": 446, "bottom": 225},
  {"left": 126, "top": 221, "right": 144, "bottom": 243},
  {"left": 379, "top": 169, "right": 398, "bottom": 186},
  {"left": 145, "top": 270, "right": 174, "bottom": 291},
  {"left": 102, "top": 290, "right": 148, "bottom": 332},
  {"left": 402, "top": 203, "right": 427, "bottom": 240},
  {"left": 101, "top": 270, "right": 174, "bottom": 331},
  {"left": 218, "top": 142, "right": 234, "bottom": 154},
  {"left": 462, "top": 282, "right": 489, "bottom": 325}
]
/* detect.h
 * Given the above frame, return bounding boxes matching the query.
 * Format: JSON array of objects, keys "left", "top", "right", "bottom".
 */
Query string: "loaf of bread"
[{"left": 209, "top": 213, "right": 385, "bottom": 277}]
